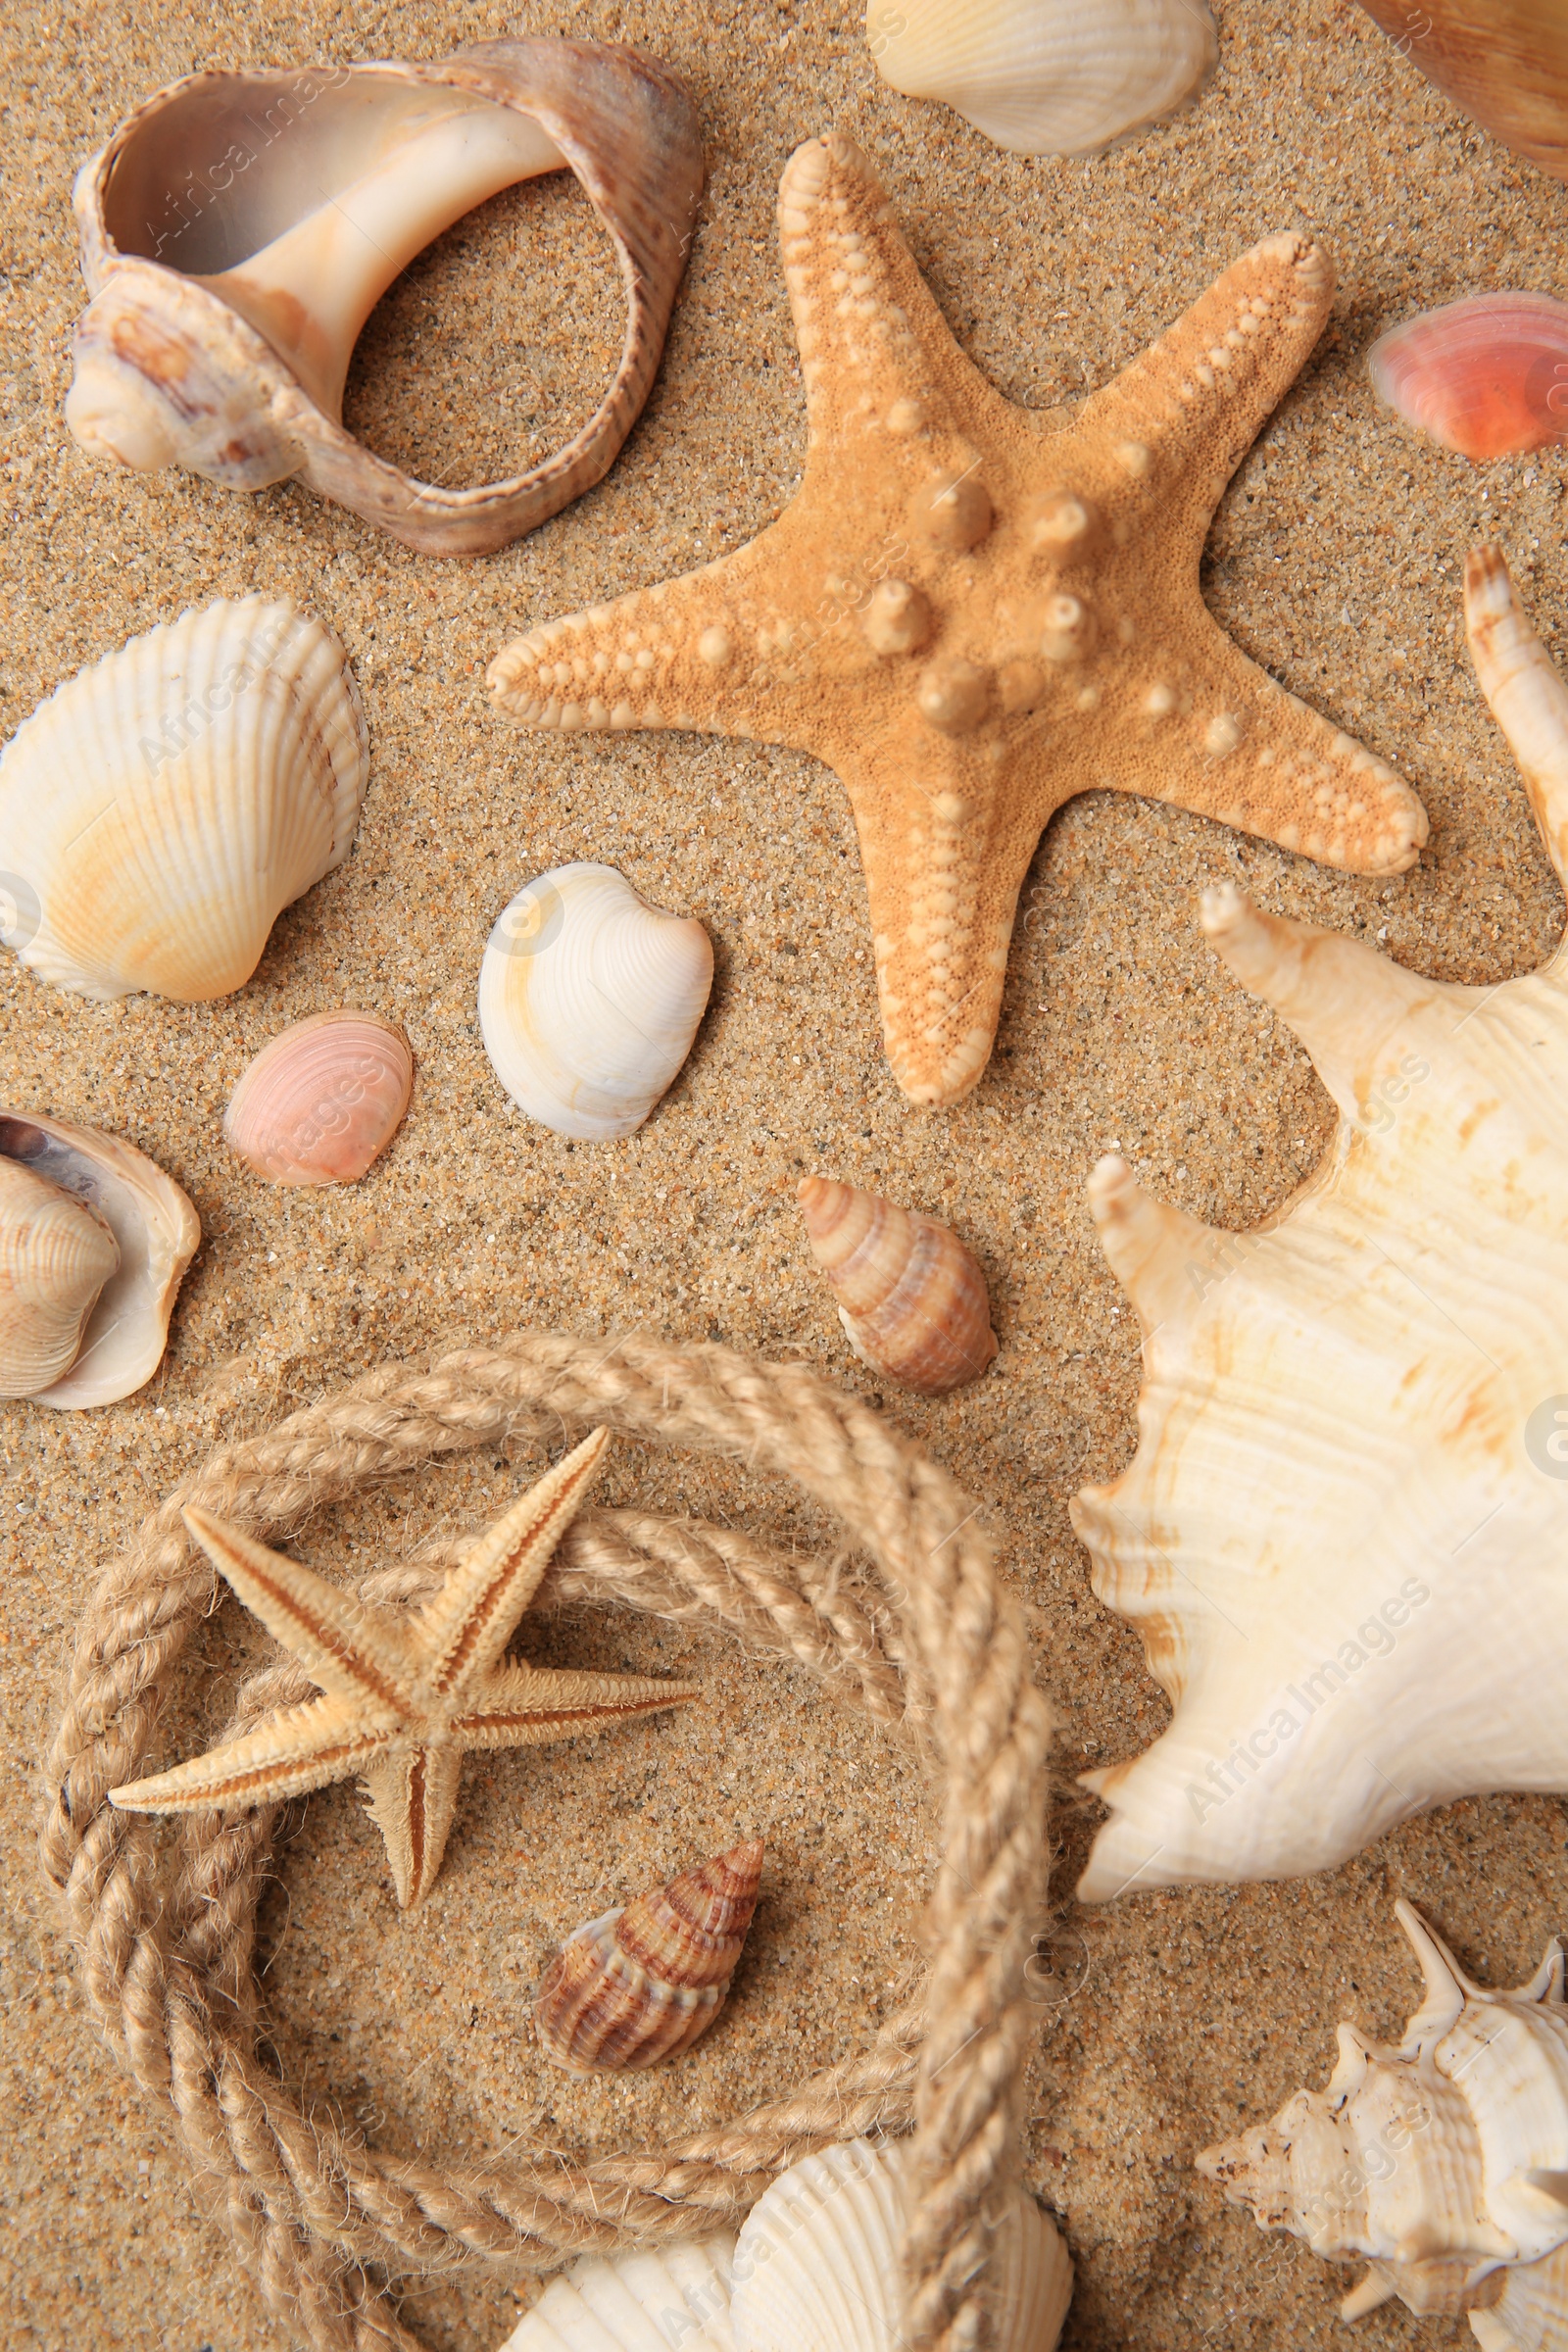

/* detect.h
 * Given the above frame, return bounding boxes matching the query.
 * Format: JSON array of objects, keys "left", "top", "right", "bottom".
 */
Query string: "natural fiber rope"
[{"left": 38, "top": 1332, "right": 1053, "bottom": 2352}]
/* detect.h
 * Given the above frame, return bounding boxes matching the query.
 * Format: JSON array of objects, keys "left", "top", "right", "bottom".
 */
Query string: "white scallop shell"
[
  {"left": 865, "top": 0, "right": 1218, "bottom": 156},
  {"left": 478, "top": 862, "right": 712, "bottom": 1142},
  {"left": 0, "top": 1109, "right": 200, "bottom": 1408},
  {"left": 0, "top": 1154, "right": 121, "bottom": 1398},
  {"left": 0, "top": 596, "right": 367, "bottom": 1003},
  {"left": 495, "top": 2139, "right": 1071, "bottom": 2352}
]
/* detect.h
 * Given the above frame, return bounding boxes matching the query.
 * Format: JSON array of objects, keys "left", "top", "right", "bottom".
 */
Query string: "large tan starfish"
[
  {"left": 488, "top": 132, "right": 1428, "bottom": 1107},
  {"left": 110, "top": 1429, "right": 700, "bottom": 1908}
]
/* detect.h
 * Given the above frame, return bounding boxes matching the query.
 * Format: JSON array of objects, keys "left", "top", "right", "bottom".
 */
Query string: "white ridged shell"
[
  {"left": 0, "top": 1109, "right": 200, "bottom": 1408},
  {"left": 497, "top": 2139, "right": 1071, "bottom": 2352},
  {"left": 0, "top": 596, "right": 366, "bottom": 1003},
  {"left": 865, "top": 0, "right": 1217, "bottom": 156},
  {"left": 478, "top": 862, "right": 712, "bottom": 1142},
  {"left": 224, "top": 1011, "right": 413, "bottom": 1186},
  {"left": 0, "top": 1154, "right": 121, "bottom": 1397},
  {"left": 1201, "top": 1902, "right": 1568, "bottom": 2346}
]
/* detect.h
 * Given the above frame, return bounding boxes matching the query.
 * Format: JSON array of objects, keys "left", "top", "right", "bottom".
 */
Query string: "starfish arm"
[
  {"left": 408, "top": 1430, "right": 612, "bottom": 1698},
  {"left": 1105, "top": 608, "right": 1428, "bottom": 872},
  {"left": 182, "top": 1505, "right": 416, "bottom": 1712},
  {"left": 452, "top": 1663, "right": 702, "bottom": 1749},
  {"left": 362, "top": 1744, "right": 464, "bottom": 1910},
  {"left": 1075, "top": 230, "right": 1339, "bottom": 542},
  {"left": 109, "top": 1694, "right": 389, "bottom": 1814}
]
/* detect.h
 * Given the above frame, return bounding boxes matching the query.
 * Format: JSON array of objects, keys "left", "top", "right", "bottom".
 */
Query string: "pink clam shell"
[
  {"left": 224, "top": 1012, "right": 413, "bottom": 1186},
  {"left": 1368, "top": 291, "right": 1568, "bottom": 460}
]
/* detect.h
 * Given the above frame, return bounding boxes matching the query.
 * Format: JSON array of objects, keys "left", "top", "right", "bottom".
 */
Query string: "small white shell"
[
  {"left": 0, "top": 1109, "right": 200, "bottom": 1408},
  {"left": 0, "top": 1155, "right": 121, "bottom": 1398},
  {"left": 497, "top": 2139, "right": 1072, "bottom": 2351},
  {"left": 478, "top": 862, "right": 712, "bottom": 1142},
  {"left": 224, "top": 1011, "right": 413, "bottom": 1186},
  {"left": 0, "top": 597, "right": 367, "bottom": 1003},
  {"left": 865, "top": 0, "right": 1217, "bottom": 156}
]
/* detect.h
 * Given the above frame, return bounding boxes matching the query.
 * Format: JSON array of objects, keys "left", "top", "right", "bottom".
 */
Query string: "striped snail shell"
[{"left": 797, "top": 1175, "right": 998, "bottom": 1396}]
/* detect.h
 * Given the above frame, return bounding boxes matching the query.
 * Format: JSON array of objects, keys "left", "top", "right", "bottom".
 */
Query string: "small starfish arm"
[
  {"left": 451, "top": 1661, "right": 703, "bottom": 1746},
  {"left": 364, "top": 1746, "right": 463, "bottom": 1913},
  {"left": 409, "top": 1425, "right": 611, "bottom": 1700},
  {"left": 173, "top": 1502, "right": 417, "bottom": 1711},
  {"left": 109, "top": 1693, "right": 390, "bottom": 1814}
]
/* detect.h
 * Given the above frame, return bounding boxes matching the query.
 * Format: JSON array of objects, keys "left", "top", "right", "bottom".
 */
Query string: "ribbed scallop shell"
[
  {"left": 797, "top": 1177, "right": 998, "bottom": 1396},
  {"left": 533, "top": 1839, "right": 763, "bottom": 2073},
  {"left": 498, "top": 2139, "right": 1073, "bottom": 2351},
  {"left": 1358, "top": 0, "right": 1568, "bottom": 185},
  {"left": 0, "top": 597, "right": 366, "bottom": 1003},
  {"left": 1201, "top": 1901, "right": 1568, "bottom": 2344},
  {"left": 0, "top": 1155, "right": 121, "bottom": 1398},
  {"left": 1369, "top": 292, "right": 1568, "bottom": 460},
  {"left": 0, "top": 1109, "right": 199, "bottom": 1408},
  {"left": 865, "top": 0, "right": 1217, "bottom": 156},
  {"left": 224, "top": 1012, "right": 413, "bottom": 1186},
  {"left": 478, "top": 863, "right": 712, "bottom": 1142}
]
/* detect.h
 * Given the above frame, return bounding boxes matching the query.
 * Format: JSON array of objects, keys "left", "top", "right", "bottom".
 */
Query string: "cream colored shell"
[
  {"left": 865, "top": 0, "right": 1217, "bottom": 156},
  {"left": 1071, "top": 545, "right": 1568, "bottom": 1903},
  {"left": 0, "top": 1155, "right": 120, "bottom": 1398},
  {"left": 0, "top": 597, "right": 366, "bottom": 1004},
  {"left": 1200, "top": 1901, "right": 1568, "bottom": 2348},
  {"left": 498, "top": 2137, "right": 1071, "bottom": 2350},
  {"left": 0, "top": 1109, "right": 200, "bottom": 1408},
  {"left": 478, "top": 862, "right": 712, "bottom": 1142}
]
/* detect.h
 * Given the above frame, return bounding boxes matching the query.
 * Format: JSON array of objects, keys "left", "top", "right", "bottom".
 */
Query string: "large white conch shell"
[
  {"left": 1200, "top": 1900, "right": 1568, "bottom": 2349},
  {"left": 0, "top": 596, "right": 366, "bottom": 1004},
  {"left": 65, "top": 42, "right": 703, "bottom": 555},
  {"left": 1071, "top": 544, "right": 1568, "bottom": 1902},
  {"left": 478, "top": 862, "right": 712, "bottom": 1142},
  {"left": 0, "top": 1109, "right": 200, "bottom": 1407},
  {"left": 864, "top": 0, "right": 1217, "bottom": 157},
  {"left": 497, "top": 2137, "right": 1071, "bottom": 2350}
]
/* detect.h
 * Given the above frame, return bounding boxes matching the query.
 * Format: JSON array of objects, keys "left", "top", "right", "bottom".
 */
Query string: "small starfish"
[
  {"left": 488, "top": 132, "right": 1428, "bottom": 1108},
  {"left": 110, "top": 1429, "right": 700, "bottom": 1908}
]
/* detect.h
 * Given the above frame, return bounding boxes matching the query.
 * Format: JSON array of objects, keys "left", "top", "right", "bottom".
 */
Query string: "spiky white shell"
[
  {"left": 0, "top": 1109, "right": 200, "bottom": 1408},
  {"left": 497, "top": 2138, "right": 1071, "bottom": 2351},
  {"left": 0, "top": 597, "right": 366, "bottom": 1003},
  {"left": 1070, "top": 549, "right": 1568, "bottom": 1903},
  {"left": 864, "top": 0, "right": 1217, "bottom": 156},
  {"left": 478, "top": 863, "right": 712, "bottom": 1142},
  {"left": 1201, "top": 1902, "right": 1568, "bottom": 2346}
]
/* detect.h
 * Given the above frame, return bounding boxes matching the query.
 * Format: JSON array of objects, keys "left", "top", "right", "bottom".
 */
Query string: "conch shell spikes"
[
  {"left": 66, "top": 41, "right": 703, "bottom": 555},
  {"left": 1073, "top": 544, "right": 1568, "bottom": 1903}
]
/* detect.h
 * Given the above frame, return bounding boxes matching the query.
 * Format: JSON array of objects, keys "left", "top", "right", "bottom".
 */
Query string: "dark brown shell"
[{"left": 533, "top": 1838, "right": 763, "bottom": 2073}]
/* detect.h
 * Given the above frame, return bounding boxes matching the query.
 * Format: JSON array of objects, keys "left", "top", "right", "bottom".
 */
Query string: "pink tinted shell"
[
  {"left": 224, "top": 1012, "right": 413, "bottom": 1186},
  {"left": 1368, "top": 291, "right": 1568, "bottom": 460}
]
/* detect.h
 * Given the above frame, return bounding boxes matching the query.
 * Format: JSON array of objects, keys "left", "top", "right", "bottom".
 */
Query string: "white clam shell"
[
  {"left": 0, "top": 1109, "right": 200, "bottom": 1408},
  {"left": 0, "top": 1155, "right": 121, "bottom": 1398},
  {"left": 1201, "top": 1902, "right": 1568, "bottom": 2344},
  {"left": 224, "top": 1011, "right": 413, "bottom": 1186},
  {"left": 496, "top": 2139, "right": 1071, "bottom": 2352},
  {"left": 865, "top": 0, "right": 1217, "bottom": 156},
  {"left": 478, "top": 862, "right": 712, "bottom": 1142},
  {"left": 0, "top": 596, "right": 366, "bottom": 1004}
]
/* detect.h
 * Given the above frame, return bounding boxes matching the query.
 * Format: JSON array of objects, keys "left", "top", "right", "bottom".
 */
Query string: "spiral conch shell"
[
  {"left": 224, "top": 1012, "right": 413, "bottom": 1186},
  {"left": 478, "top": 863, "right": 712, "bottom": 1142},
  {"left": 499, "top": 2136, "right": 1073, "bottom": 2351},
  {"left": 865, "top": 0, "right": 1217, "bottom": 156},
  {"left": 65, "top": 42, "right": 703, "bottom": 556},
  {"left": 0, "top": 1110, "right": 199, "bottom": 1408},
  {"left": 1200, "top": 1900, "right": 1568, "bottom": 2348},
  {"left": 1369, "top": 293, "right": 1568, "bottom": 460},
  {"left": 533, "top": 1839, "right": 763, "bottom": 2073},
  {"left": 0, "top": 597, "right": 366, "bottom": 1004},
  {"left": 797, "top": 1177, "right": 998, "bottom": 1396},
  {"left": 1071, "top": 543, "right": 1568, "bottom": 1903}
]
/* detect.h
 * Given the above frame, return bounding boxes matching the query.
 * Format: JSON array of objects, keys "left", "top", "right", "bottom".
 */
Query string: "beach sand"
[{"left": 4, "top": 0, "right": 1567, "bottom": 2343}]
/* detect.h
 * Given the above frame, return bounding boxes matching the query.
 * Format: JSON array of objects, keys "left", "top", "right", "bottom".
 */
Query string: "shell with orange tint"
[
  {"left": 224, "top": 1012, "right": 413, "bottom": 1186},
  {"left": 1368, "top": 292, "right": 1568, "bottom": 460},
  {"left": 533, "top": 1839, "right": 763, "bottom": 2072},
  {"left": 797, "top": 1175, "right": 997, "bottom": 1396}
]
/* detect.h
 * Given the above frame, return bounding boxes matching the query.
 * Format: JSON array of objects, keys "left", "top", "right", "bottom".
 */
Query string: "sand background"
[{"left": 3, "top": 0, "right": 1567, "bottom": 2343}]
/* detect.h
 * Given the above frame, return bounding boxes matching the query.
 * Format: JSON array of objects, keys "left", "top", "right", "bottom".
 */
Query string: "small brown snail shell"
[
  {"left": 533, "top": 1838, "right": 763, "bottom": 2073},
  {"left": 796, "top": 1175, "right": 998, "bottom": 1396}
]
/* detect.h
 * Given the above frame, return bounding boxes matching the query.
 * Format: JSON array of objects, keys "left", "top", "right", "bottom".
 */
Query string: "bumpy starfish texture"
[
  {"left": 109, "top": 1429, "right": 701, "bottom": 1907},
  {"left": 488, "top": 131, "right": 1429, "bottom": 1107}
]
